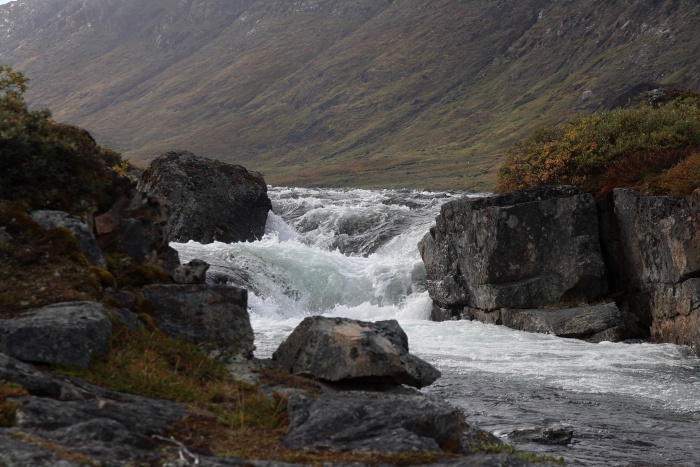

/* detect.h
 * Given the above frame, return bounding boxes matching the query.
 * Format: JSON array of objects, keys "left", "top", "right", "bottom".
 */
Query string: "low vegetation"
[{"left": 496, "top": 89, "right": 700, "bottom": 197}]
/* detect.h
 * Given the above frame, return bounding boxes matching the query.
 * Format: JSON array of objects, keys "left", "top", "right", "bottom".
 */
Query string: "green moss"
[{"left": 0, "top": 382, "right": 28, "bottom": 427}]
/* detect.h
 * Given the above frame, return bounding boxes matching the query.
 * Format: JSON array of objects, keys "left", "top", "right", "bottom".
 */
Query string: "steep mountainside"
[{"left": 1, "top": 0, "right": 699, "bottom": 190}]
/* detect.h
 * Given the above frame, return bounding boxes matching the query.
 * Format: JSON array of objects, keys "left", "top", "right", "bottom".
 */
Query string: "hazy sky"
[{"left": 0, "top": 0, "right": 15, "bottom": 4}]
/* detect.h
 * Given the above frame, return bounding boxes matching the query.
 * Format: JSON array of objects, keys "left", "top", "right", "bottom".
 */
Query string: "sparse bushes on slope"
[
  {"left": 0, "top": 66, "right": 131, "bottom": 218},
  {"left": 495, "top": 89, "right": 700, "bottom": 197}
]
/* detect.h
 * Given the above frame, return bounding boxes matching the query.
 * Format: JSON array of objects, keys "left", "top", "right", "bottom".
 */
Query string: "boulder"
[
  {"left": 141, "top": 284, "right": 254, "bottom": 359},
  {"left": 613, "top": 188, "right": 700, "bottom": 351},
  {"left": 282, "top": 391, "right": 464, "bottom": 453},
  {"left": 136, "top": 151, "right": 272, "bottom": 244},
  {"left": 0, "top": 302, "right": 112, "bottom": 369},
  {"left": 30, "top": 210, "right": 106, "bottom": 269},
  {"left": 272, "top": 316, "right": 440, "bottom": 388},
  {"left": 419, "top": 186, "right": 607, "bottom": 313}
]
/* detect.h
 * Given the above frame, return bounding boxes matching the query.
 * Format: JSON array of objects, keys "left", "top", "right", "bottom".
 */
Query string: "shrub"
[
  {"left": 495, "top": 89, "right": 700, "bottom": 197},
  {"left": 0, "top": 66, "right": 132, "bottom": 218}
]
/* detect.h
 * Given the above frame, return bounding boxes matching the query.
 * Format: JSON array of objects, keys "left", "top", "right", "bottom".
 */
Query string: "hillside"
[{"left": 1, "top": 0, "right": 699, "bottom": 190}]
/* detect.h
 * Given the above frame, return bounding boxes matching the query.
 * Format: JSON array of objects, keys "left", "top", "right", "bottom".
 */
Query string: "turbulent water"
[{"left": 174, "top": 186, "right": 700, "bottom": 467}]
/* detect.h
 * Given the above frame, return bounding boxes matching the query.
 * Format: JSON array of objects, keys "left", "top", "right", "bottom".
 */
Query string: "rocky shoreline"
[{"left": 1, "top": 151, "right": 564, "bottom": 466}]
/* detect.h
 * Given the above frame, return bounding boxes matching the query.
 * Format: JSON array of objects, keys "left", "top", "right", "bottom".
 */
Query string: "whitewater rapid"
[{"left": 174, "top": 186, "right": 700, "bottom": 466}]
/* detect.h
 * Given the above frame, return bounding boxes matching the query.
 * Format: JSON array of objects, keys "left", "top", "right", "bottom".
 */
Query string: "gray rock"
[
  {"left": 0, "top": 302, "right": 112, "bottom": 369},
  {"left": 614, "top": 189, "right": 700, "bottom": 352},
  {"left": 141, "top": 284, "right": 254, "bottom": 359},
  {"left": 0, "top": 430, "right": 80, "bottom": 467},
  {"left": 502, "top": 424, "right": 574, "bottom": 446},
  {"left": 30, "top": 210, "right": 106, "bottom": 269},
  {"left": 0, "top": 353, "right": 82, "bottom": 400},
  {"left": 419, "top": 186, "right": 607, "bottom": 313},
  {"left": 137, "top": 150, "right": 272, "bottom": 244},
  {"left": 283, "top": 391, "right": 464, "bottom": 453},
  {"left": 272, "top": 316, "right": 440, "bottom": 388},
  {"left": 491, "top": 302, "right": 623, "bottom": 341},
  {"left": 173, "top": 258, "right": 210, "bottom": 284}
]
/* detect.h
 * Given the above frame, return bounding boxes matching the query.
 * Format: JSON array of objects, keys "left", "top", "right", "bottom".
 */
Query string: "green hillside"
[{"left": 1, "top": 0, "right": 699, "bottom": 190}]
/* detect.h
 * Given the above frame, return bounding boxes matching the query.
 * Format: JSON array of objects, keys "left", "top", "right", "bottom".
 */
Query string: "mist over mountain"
[{"left": 1, "top": 0, "right": 699, "bottom": 190}]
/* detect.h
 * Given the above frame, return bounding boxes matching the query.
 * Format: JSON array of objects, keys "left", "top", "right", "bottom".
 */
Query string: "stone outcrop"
[
  {"left": 95, "top": 190, "right": 181, "bottom": 276},
  {"left": 141, "top": 284, "right": 255, "bottom": 359},
  {"left": 420, "top": 185, "right": 700, "bottom": 351},
  {"left": 30, "top": 210, "right": 107, "bottom": 269},
  {"left": 137, "top": 151, "right": 272, "bottom": 244},
  {"left": 419, "top": 186, "right": 607, "bottom": 313},
  {"left": 0, "top": 302, "right": 112, "bottom": 369},
  {"left": 612, "top": 188, "right": 700, "bottom": 350},
  {"left": 283, "top": 391, "right": 465, "bottom": 453},
  {"left": 272, "top": 316, "right": 441, "bottom": 388},
  {"left": 419, "top": 186, "right": 622, "bottom": 340}
]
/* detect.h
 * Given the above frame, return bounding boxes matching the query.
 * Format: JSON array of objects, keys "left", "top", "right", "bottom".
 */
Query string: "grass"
[{"left": 0, "top": 382, "right": 28, "bottom": 427}]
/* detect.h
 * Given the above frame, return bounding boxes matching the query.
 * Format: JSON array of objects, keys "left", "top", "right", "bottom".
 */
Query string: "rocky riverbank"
[
  {"left": 1, "top": 151, "right": 562, "bottom": 466},
  {"left": 419, "top": 186, "right": 700, "bottom": 353}
]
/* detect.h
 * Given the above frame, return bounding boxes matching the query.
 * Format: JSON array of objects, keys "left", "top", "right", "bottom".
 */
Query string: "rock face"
[
  {"left": 137, "top": 151, "right": 272, "bottom": 244},
  {"left": 418, "top": 186, "right": 622, "bottom": 340},
  {"left": 613, "top": 189, "right": 700, "bottom": 350},
  {"left": 141, "top": 284, "right": 255, "bottom": 359},
  {"left": 0, "top": 302, "right": 112, "bottom": 369},
  {"left": 283, "top": 391, "right": 465, "bottom": 453},
  {"left": 419, "top": 186, "right": 607, "bottom": 313},
  {"left": 272, "top": 316, "right": 441, "bottom": 388},
  {"left": 30, "top": 210, "right": 107, "bottom": 269}
]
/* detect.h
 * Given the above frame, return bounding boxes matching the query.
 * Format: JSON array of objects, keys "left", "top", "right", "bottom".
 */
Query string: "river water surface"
[{"left": 174, "top": 186, "right": 700, "bottom": 466}]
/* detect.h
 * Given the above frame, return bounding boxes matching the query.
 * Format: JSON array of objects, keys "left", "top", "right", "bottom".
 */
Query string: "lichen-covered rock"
[
  {"left": 30, "top": 210, "right": 106, "bottom": 269},
  {"left": 137, "top": 151, "right": 272, "bottom": 244},
  {"left": 283, "top": 391, "right": 464, "bottom": 453},
  {"left": 0, "top": 302, "right": 111, "bottom": 369},
  {"left": 272, "top": 316, "right": 440, "bottom": 388},
  {"left": 419, "top": 186, "right": 607, "bottom": 313},
  {"left": 141, "top": 284, "right": 254, "bottom": 359},
  {"left": 614, "top": 189, "right": 700, "bottom": 351}
]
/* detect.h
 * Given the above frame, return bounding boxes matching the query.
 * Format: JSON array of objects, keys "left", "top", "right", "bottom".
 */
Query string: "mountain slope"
[{"left": 2, "top": 0, "right": 699, "bottom": 190}]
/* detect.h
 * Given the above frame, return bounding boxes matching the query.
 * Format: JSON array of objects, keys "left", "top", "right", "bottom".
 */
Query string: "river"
[{"left": 174, "top": 186, "right": 700, "bottom": 466}]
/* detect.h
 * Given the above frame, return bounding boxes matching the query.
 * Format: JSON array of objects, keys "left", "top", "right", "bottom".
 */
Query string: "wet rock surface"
[
  {"left": 272, "top": 316, "right": 441, "bottom": 388},
  {"left": 137, "top": 150, "right": 272, "bottom": 244}
]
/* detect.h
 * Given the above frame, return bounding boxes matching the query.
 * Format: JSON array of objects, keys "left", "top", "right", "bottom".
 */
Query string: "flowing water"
[{"left": 174, "top": 186, "right": 700, "bottom": 466}]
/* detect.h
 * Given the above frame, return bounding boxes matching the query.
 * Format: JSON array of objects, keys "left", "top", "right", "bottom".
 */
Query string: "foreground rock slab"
[
  {"left": 283, "top": 391, "right": 464, "bottom": 453},
  {"left": 272, "top": 316, "right": 441, "bottom": 388},
  {"left": 137, "top": 150, "right": 272, "bottom": 244},
  {"left": 142, "top": 284, "right": 254, "bottom": 359},
  {"left": 0, "top": 302, "right": 111, "bottom": 369}
]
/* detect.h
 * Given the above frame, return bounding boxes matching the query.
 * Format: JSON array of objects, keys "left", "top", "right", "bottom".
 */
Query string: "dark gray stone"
[
  {"left": 0, "top": 353, "right": 82, "bottom": 400},
  {"left": 614, "top": 189, "right": 700, "bottom": 352},
  {"left": 137, "top": 151, "right": 272, "bottom": 244},
  {"left": 503, "top": 424, "right": 574, "bottom": 446},
  {"left": 0, "top": 430, "right": 80, "bottom": 467},
  {"left": 283, "top": 391, "right": 464, "bottom": 453},
  {"left": 0, "top": 302, "right": 111, "bottom": 369},
  {"left": 419, "top": 186, "right": 607, "bottom": 312},
  {"left": 142, "top": 284, "right": 254, "bottom": 359},
  {"left": 30, "top": 210, "right": 107, "bottom": 268},
  {"left": 272, "top": 316, "right": 440, "bottom": 388}
]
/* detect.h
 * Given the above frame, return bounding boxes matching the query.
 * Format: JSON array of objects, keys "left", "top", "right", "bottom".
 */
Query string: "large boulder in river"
[
  {"left": 272, "top": 316, "right": 441, "bottom": 388},
  {"left": 613, "top": 188, "right": 700, "bottom": 351},
  {"left": 419, "top": 186, "right": 607, "bottom": 313},
  {"left": 137, "top": 151, "right": 272, "bottom": 244}
]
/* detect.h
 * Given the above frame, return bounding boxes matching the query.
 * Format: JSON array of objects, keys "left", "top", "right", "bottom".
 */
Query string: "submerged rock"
[
  {"left": 272, "top": 316, "right": 441, "bottom": 388},
  {"left": 137, "top": 150, "right": 272, "bottom": 244},
  {"left": 0, "top": 302, "right": 112, "bottom": 369}
]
